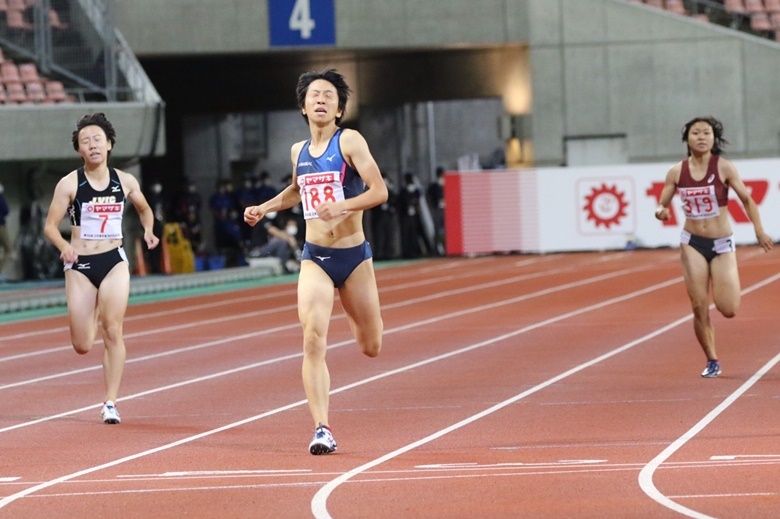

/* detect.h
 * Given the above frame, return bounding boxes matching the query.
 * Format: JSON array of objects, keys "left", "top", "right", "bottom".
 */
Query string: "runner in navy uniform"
[
  {"left": 655, "top": 116, "right": 772, "bottom": 378},
  {"left": 44, "top": 113, "right": 159, "bottom": 423},
  {"left": 244, "top": 70, "right": 388, "bottom": 454}
]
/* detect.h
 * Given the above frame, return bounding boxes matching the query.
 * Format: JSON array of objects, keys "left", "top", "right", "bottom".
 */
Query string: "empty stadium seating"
[{"left": 0, "top": 53, "right": 77, "bottom": 104}]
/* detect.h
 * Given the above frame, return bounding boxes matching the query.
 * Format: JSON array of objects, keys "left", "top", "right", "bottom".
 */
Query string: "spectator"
[
  {"left": 209, "top": 179, "right": 238, "bottom": 252},
  {"left": 236, "top": 175, "right": 259, "bottom": 246},
  {"left": 427, "top": 166, "right": 446, "bottom": 256},
  {"left": 370, "top": 172, "right": 397, "bottom": 260},
  {"left": 145, "top": 181, "right": 167, "bottom": 273},
  {"left": 255, "top": 170, "right": 278, "bottom": 204},
  {"left": 0, "top": 182, "right": 11, "bottom": 281},
  {"left": 398, "top": 171, "right": 426, "bottom": 258},
  {"left": 249, "top": 212, "right": 301, "bottom": 272}
]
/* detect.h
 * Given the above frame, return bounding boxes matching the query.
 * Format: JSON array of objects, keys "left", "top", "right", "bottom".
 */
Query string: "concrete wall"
[
  {"left": 115, "top": 0, "right": 780, "bottom": 167},
  {"left": 528, "top": 0, "right": 780, "bottom": 165},
  {"left": 117, "top": 0, "right": 529, "bottom": 55},
  {"left": 0, "top": 103, "right": 164, "bottom": 161}
]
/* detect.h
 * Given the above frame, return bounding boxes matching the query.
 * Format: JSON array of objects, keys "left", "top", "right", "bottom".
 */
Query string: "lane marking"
[
  {"left": 310, "top": 272, "right": 780, "bottom": 519},
  {"left": 638, "top": 352, "right": 780, "bottom": 519},
  {"left": 710, "top": 455, "right": 780, "bottom": 461},
  {"left": 0, "top": 268, "right": 680, "bottom": 507},
  {"left": 0, "top": 288, "right": 296, "bottom": 344},
  {"left": 637, "top": 272, "right": 780, "bottom": 519},
  {"left": 0, "top": 264, "right": 662, "bottom": 431},
  {"left": 0, "top": 259, "right": 591, "bottom": 373},
  {"left": 117, "top": 469, "right": 312, "bottom": 478},
  {"left": 0, "top": 257, "right": 515, "bottom": 347},
  {"left": 8, "top": 458, "right": 779, "bottom": 501},
  {"left": 0, "top": 252, "right": 608, "bottom": 363}
]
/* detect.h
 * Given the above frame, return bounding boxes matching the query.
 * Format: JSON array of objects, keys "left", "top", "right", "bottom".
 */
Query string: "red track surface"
[{"left": 0, "top": 249, "right": 778, "bottom": 518}]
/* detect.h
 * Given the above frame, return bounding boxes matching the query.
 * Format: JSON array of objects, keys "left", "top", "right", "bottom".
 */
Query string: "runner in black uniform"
[{"left": 44, "top": 113, "right": 159, "bottom": 423}]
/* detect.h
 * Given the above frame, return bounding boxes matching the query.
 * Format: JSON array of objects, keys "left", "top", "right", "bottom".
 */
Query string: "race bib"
[
  {"left": 298, "top": 172, "right": 345, "bottom": 220},
  {"left": 80, "top": 201, "right": 124, "bottom": 239},
  {"left": 678, "top": 186, "right": 720, "bottom": 220}
]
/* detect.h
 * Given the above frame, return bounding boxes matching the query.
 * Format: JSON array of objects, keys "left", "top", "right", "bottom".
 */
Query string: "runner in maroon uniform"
[{"left": 654, "top": 116, "right": 773, "bottom": 378}]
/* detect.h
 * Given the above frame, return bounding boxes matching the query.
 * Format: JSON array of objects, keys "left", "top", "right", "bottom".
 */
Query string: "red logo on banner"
[{"left": 583, "top": 184, "right": 629, "bottom": 229}]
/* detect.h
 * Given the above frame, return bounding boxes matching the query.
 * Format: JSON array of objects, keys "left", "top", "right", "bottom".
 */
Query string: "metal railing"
[{"left": 0, "top": 0, "right": 161, "bottom": 103}]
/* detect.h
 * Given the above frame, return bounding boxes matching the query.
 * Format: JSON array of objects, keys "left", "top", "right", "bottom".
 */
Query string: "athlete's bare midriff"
[
  {"left": 70, "top": 231, "right": 123, "bottom": 255},
  {"left": 683, "top": 211, "right": 732, "bottom": 240},
  {"left": 305, "top": 210, "right": 365, "bottom": 248}
]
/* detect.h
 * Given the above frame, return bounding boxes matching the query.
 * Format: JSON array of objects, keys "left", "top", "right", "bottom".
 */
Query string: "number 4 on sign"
[{"left": 290, "top": 0, "right": 316, "bottom": 39}]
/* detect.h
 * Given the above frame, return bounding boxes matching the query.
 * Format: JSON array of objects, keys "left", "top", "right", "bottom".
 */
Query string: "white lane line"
[
  {"left": 11, "top": 458, "right": 780, "bottom": 501},
  {"left": 637, "top": 352, "right": 780, "bottom": 519},
  {"left": 0, "top": 253, "right": 596, "bottom": 363},
  {"left": 0, "top": 290, "right": 294, "bottom": 344},
  {"left": 0, "top": 262, "right": 651, "bottom": 391},
  {"left": 310, "top": 271, "right": 780, "bottom": 519},
  {"left": 0, "top": 265, "right": 660, "bottom": 432},
  {"left": 310, "top": 314, "right": 694, "bottom": 518},
  {"left": 0, "top": 271, "right": 678, "bottom": 507},
  {"left": 637, "top": 272, "right": 780, "bottom": 519}
]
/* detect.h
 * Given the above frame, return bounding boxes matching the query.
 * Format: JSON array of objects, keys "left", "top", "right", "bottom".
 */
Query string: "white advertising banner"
[{"left": 445, "top": 159, "right": 780, "bottom": 255}]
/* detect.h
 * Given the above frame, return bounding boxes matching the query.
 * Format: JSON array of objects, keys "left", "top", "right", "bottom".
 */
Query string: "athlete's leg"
[
  {"left": 96, "top": 261, "right": 130, "bottom": 403},
  {"left": 680, "top": 244, "right": 717, "bottom": 360},
  {"left": 710, "top": 252, "right": 740, "bottom": 318},
  {"left": 339, "top": 259, "right": 383, "bottom": 358},
  {"left": 298, "top": 260, "right": 336, "bottom": 427},
  {"left": 64, "top": 269, "right": 99, "bottom": 354}
]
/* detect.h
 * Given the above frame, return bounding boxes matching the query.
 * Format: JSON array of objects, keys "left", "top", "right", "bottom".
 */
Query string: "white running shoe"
[
  {"left": 101, "top": 401, "right": 121, "bottom": 424},
  {"left": 309, "top": 423, "right": 337, "bottom": 455},
  {"left": 701, "top": 360, "right": 722, "bottom": 378}
]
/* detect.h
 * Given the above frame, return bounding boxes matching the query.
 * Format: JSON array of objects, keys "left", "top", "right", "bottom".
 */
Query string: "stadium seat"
[
  {"left": 25, "top": 81, "right": 47, "bottom": 103},
  {"left": 750, "top": 12, "right": 773, "bottom": 30},
  {"left": 8, "top": 0, "right": 26, "bottom": 10},
  {"left": 664, "top": 0, "right": 688, "bottom": 16},
  {"left": 724, "top": 0, "right": 748, "bottom": 13},
  {"left": 0, "top": 62, "right": 21, "bottom": 84},
  {"left": 45, "top": 80, "right": 70, "bottom": 103},
  {"left": 0, "top": 48, "right": 5, "bottom": 64},
  {"left": 5, "top": 81, "right": 26, "bottom": 103},
  {"left": 0, "top": 84, "right": 6, "bottom": 104},
  {"left": 18, "top": 63, "right": 41, "bottom": 84},
  {"left": 645, "top": 0, "right": 664, "bottom": 8},
  {"left": 767, "top": 0, "right": 780, "bottom": 13},
  {"left": 0, "top": 0, "right": 6, "bottom": 12},
  {"left": 744, "top": 0, "right": 767, "bottom": 13},
  {"left": 6, "top": 9, "right": 34, "bottom": 30},
  {"left": 771, "top": 12, "right": 780, "bottom": 26}
]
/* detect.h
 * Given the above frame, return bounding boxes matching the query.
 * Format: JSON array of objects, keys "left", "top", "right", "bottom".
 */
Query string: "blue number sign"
[{"left": 269, "top": 0, "right": 336, "bottom": 47}]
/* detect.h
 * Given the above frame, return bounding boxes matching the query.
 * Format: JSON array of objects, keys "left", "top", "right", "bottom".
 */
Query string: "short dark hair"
[
  {"left": 682, "top": 116, "right": 728, "bottom": 156},
  {"left": 296, "top": 69, "right": 351, "bottom": 125},
  {"left": 72, "top": 112, "right": 116, "bottom": 153}
]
